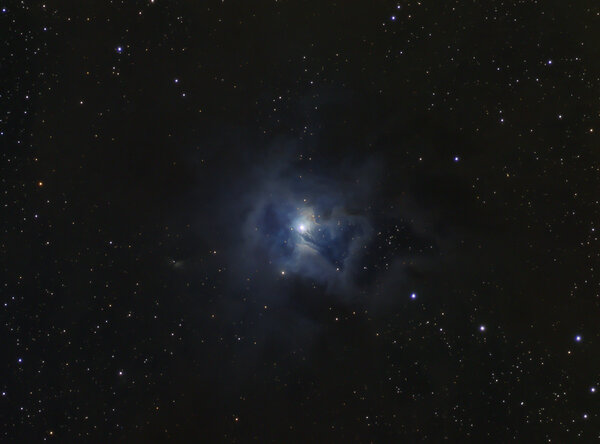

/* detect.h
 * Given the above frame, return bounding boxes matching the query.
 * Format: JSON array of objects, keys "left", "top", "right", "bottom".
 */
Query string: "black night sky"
[{"left": 3, "top": 1, "right": 600, "bottom": 441}]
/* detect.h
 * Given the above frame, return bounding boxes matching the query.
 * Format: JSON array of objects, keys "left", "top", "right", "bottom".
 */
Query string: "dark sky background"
[{"left": 3, "top": 0, "right": 600, "bottom": 442}]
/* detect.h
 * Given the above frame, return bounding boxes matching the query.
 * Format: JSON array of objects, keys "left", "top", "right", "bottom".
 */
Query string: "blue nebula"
[{"left": 254, "top": 201, "right": 367, "bottom": 275}]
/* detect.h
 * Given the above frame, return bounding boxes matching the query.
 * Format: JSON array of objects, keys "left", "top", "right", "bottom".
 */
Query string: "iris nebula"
[{"left": 223, "top": 149, "right": 377, "bottom": 297}]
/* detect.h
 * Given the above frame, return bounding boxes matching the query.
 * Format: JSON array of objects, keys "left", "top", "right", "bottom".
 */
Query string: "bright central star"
[{"left": 298, "top": 224, "right": 306, "bottom": 232}]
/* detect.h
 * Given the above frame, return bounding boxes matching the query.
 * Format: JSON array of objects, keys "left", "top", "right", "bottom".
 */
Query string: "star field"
[{"left": 2, "top": 0, "right": 600, "bottom": 442}]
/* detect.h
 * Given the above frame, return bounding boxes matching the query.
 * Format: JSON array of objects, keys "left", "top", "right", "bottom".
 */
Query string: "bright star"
[{"left": 294, "top": 209, "right": 314, "bottom": 234}]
